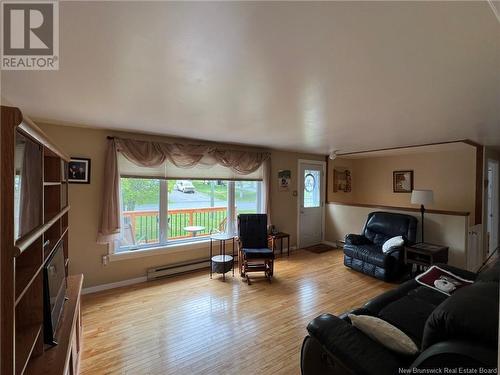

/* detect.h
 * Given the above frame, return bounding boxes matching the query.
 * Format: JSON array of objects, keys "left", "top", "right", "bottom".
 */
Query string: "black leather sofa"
[
  {"left": 301, "top": 261, "right": 499, "bottom": 375},
  {"left": 344, "top": 211, "right": 418, "bottom": 280}
]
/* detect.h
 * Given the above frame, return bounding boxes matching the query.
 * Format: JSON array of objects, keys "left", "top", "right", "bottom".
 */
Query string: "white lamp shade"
[{"left": 411, "top": 190, "right": 434, "bottom": 206}]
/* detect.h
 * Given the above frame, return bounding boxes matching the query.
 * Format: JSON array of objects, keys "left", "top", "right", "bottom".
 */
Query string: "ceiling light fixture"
[{"left": 329, "top": 150, "right": 339, "bottom": 160}]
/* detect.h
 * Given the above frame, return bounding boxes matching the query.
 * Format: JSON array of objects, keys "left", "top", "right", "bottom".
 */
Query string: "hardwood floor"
[{"left": 81, "top": 249, "right": 394, "bottom": 375}]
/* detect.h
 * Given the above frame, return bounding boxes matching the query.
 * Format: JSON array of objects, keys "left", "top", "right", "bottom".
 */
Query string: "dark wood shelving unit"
[
  {"left": 26, "top": 275, "right": 83, "bottom": 375},
  {"left": 15, "top": 272, "right": 44, "bottom": 375},
  {"left": 15, "top": 238, "right": 43, "bottom": 300},
  {"left": 43, "top": 184, "right": 62, "bottom": 223},
  {"left": 1, "top": 105, "right": 82, "bottom": 375}
]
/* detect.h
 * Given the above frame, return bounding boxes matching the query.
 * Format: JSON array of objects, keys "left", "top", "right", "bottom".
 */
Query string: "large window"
[
  {"left": 167, "top": 180, "right": 228, "bottom": 240},
  {"left": 235, "top": 181, "right": 262, "bottom": 216},
  {"left": 117, "top": 178, "right": 263, "bottom": 252},
  {"left": 119, "top": 178, "right": 161, "bottom": 250}
]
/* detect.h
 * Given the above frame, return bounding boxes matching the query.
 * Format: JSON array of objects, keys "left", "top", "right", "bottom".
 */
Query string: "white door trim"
[
  {"left": 297, "top": 159, "right": 326, "bottom": 249},
  {"left": 486, "top": 159, "right": 499, "bottom": 255}
]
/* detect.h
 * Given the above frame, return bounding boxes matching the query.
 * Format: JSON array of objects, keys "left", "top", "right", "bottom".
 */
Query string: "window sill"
[{"left": 108, "top": 238, "right": 211, "bottom": 262}]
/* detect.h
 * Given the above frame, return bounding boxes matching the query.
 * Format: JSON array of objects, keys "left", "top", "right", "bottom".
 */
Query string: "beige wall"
[
  {"left": 38, "top": 123, "right": 323, "bottom": 287},
  {"left": 325, "top": 144, "right": 479, "bottom": 270},
  {"left": 328, "top": 146, "right": 476, "bottom": 222},
  {"left": 268, "top": 150, "right": 325, "bottom": 244}
]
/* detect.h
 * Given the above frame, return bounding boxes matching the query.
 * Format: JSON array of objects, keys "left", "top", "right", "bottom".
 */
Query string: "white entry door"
[{"left": 298, "top": 160, "right": 325, "bottom": 248}]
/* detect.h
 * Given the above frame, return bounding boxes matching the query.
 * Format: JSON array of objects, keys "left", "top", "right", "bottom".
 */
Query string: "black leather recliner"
[
  {"left": 301, "top": 261, "right": 500, "bottom": 375},
  {"left": 343, "top": 211, "right": 418, "bottom": 281}
]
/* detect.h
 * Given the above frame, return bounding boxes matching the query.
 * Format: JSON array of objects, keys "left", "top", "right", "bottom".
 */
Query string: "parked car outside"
[{"left": 175, "top": 180, "right": 196, "bottom": 193}]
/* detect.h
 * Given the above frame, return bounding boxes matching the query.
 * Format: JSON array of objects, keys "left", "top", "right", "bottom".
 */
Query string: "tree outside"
[{"left": 121, "top": 178, "right": 160, "bottom": 211}]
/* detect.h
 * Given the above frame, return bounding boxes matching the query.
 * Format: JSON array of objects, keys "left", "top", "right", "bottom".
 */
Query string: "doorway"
[
  {"left": 486, "top": 159, "right": 499, "bottom": 255},
  {"left": 298, "top": 160, "right": 326, "bottom": 248}
]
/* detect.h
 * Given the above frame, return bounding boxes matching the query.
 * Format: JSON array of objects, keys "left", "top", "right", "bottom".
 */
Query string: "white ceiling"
[
  {"left": 339, "top": 141, "right": 475, "bottom": 159},
  {"left": 2, "top": 1, "right": 499, "bottom": 154}
]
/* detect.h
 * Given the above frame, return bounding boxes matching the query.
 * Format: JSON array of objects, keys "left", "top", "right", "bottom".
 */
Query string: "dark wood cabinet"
[
  {"left": 404, "top": 242, "right": 449, "bottom": 276},
  {"left": 1, "top": 105, "right": 83, "bottom": 375}
]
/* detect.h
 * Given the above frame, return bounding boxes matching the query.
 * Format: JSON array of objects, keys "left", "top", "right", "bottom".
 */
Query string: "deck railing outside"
[{"left": 123, "top": 207, "right": 228, "bottom": 244}]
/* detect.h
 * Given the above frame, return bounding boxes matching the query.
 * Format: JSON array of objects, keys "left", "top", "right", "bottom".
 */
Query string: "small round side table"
[
  {"left": 183, "top": 225, "right": 206, "bottom": 237},
  {"left": 210, "top": 233, "right": 236, "bottom": 281}
]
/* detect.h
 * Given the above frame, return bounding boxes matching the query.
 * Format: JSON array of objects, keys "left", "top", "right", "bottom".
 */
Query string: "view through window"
[
  {"left": 303, "top": 170, "right": 320, "bottom": 208},
  {"left": 118, "top": 178, "right": 262, "bottom": 252},
  {"left": 120, "top": 178, "right": 160, "bottom": 249}
]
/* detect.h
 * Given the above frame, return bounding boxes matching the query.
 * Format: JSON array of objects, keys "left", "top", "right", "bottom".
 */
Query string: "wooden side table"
[
  {"left": 269, "top": 232, "right": 290, "bottom": 256},
  {"left": 404, "top": 242, "right": 449, "bottom": 276}
]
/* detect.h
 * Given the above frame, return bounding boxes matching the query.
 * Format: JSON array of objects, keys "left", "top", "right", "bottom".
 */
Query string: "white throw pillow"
[
  {"left": 348, "top": 314, "right": 419, "bottom": 356},
  {"left": 382, "top": 236, "right": 405, "bottom": 253}
]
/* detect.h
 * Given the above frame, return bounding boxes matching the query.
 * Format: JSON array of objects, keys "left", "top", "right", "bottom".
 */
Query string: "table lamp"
[{"left": 411, "top": 189, "right": 434, "bottom": 243}]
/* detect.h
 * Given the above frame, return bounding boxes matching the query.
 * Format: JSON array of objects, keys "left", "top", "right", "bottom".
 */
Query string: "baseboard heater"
[{"left": 147, "top": 259, "right": 211, "bottom": 281}]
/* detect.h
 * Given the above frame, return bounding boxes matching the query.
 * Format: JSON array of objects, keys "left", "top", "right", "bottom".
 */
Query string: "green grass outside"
[{"left": 190, "top": 181, "right": 227, "bottom": 201}]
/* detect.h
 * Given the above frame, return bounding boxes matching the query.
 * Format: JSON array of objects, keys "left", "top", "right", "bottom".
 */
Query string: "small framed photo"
[
  {"left": 393, "top": 170, "right": 413, "bottom": 193},
  {"left": 68, "top": 158, "right": 91, "bottom": 184},
  {"left": 278, "top": 170, "right": 291, "bottom": 192}
]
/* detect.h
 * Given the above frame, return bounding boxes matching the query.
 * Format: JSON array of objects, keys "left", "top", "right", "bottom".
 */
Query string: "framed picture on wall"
[
  {"left": 333, "top": 168, "right": 352, "bottom": 192},
  {"left": 68, "top": 157, "right": 91, "bottom": 184},
  {"left": 393, "top": 170, "right": 413, "bottom": 193},
  {"left": 278, "top": 170, "right": 291, "bottom": 192}
]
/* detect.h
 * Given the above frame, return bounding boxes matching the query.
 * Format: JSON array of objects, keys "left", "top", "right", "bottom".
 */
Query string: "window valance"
[
  {"left": 117, "top": 138, "right": 267, "bottom": 181},
  {"left": 98, "top": 137, "right": 271, "bottom": 243}
]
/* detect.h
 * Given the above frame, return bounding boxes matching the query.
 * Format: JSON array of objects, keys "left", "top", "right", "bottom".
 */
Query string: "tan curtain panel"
[
  {"left": 118, "top": 153, "right": 266, "bottom": 181},
  {"left": 98, "top": 139, "right": 121, "bottom": 243},
  {"left": 117, "top": 138, "right": 209, "bottom": 168},
  {"left": 263, "top": 158, "right": 272, "bottom": 225},
  {"left": 97, "top": 137, "right": 271, "bottom": 243},
  {"left": 210, "top": 149, "right": 269, "bottom": 175}
]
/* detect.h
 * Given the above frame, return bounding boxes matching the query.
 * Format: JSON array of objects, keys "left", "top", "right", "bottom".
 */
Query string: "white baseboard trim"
[
  {"left": 148, "top": 260, "right": 210, "bottom": 281},
  {"left": 83, "top": 245, "right": 301, "bottom": 295},
  {"left": 82, "top": 276, "right": 147, "bottom": 295}
]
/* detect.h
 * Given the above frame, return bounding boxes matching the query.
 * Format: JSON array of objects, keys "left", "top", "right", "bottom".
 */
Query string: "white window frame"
[{"left": 110, "top": 178, "right": 263, "bottom": 257}]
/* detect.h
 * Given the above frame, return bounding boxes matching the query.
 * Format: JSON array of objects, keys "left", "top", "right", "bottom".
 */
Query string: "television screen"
[{"left": 44, "top": 242, "right": 67, "bottom": 345}]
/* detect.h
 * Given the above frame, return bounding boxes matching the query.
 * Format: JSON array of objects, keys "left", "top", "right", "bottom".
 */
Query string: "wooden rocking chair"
[{"left": 237, "top": 214, "right": 274, "bottom": 285}]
